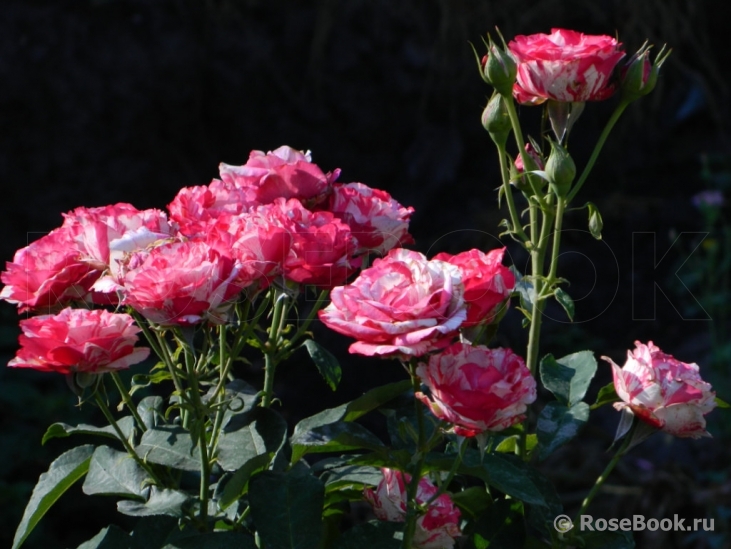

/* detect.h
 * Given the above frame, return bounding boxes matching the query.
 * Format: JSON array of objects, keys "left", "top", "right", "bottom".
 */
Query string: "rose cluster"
[
  {"left": 318, "top": 246, "right": 537, "bottom": 440},
  {"left": 1, "top": 145, "right": 414, "bottom": 373}
]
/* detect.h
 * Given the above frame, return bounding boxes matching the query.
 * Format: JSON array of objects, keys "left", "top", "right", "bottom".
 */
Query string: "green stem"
[
  {"left": 94, "top": 391, "right": 162, "bottom": 485},
  {"left": 575, "top": 420, "right": 635, "bottom": 520},
  {"left": 402, "top": 362, "right": 427, "bottom": 549},
  {"left": 504, "top": 98, "right": 547, "bottom": 208},
  {"left": 261, "top": 289, "right": 288, "bottom": 408},
  {"left": 525, "top": 196, "right": 555, "bottom": 376},
  {"left": 566, "top": 101, "right": 629, "bottom": 204},
  {"left": 546, "top": 197, "right": 566, "bottom": 287},
  {"left": 183, "top": 346, "right": 211, "bottom": 528},
  {"left": 275, "top": 289, "right": 329, "bottom": 362},
  {"left": 497, "top": 145, "right": 529, "bottom": 243},
  {"left": 208, "top": 325, "right": 230, "bottom": 456},
  {"left": 110, "top": 372, "right": 147, "bottom": 433}
]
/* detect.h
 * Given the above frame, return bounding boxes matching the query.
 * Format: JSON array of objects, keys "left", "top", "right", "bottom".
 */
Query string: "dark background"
[{"left": 1, "top": 1, "right": 730, "bottom": 547}]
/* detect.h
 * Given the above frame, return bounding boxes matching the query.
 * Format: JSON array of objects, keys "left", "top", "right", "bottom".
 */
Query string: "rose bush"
[
  {"left": 508, "top": 28, "right": 625, "bottom": 105},
  {"left": 8, "top": 308, "right": 149, "bottom": 374},
  {"left": 603, "top": 341, "right": 717, "bottom": 439},
  {"left": 364, "top": 469, "right": 461, "bottom": 549},
  {"left": 318, "top": 248, "right": 466, "bottom": 357},
  {"left": 416, "top": 342, "right": 536, "bottom": 436}
]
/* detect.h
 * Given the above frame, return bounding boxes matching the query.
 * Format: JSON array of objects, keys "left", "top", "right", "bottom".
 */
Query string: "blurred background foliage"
[{"left": 1, "top": 0, "right": 730, "bottom": 547}]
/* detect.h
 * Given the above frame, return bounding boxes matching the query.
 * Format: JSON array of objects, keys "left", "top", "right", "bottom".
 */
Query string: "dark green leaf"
[
  {"left": 42, "top": 417, "right": 135, "bottom": 446},
  {"left": 513, "top": 273, "right": 535, "bottom": 315},
  {"left": 536, "top": 402, "right": 590, "bottom": 461},
  {"left": 322, "top": 465, "right": 383, "bottom": 489},
  {"left": 343, "top": 380, "right": 413, "bottom": 421},
  {"left": 204, "top": 379, "right": 259, "bottom": 431},
  {"left": 425, "top": 450, "right": 547, "bottom": 508},
  {"left": 129, "top": 516, "right": 179, "bottom": 549},
  {"left": 249, "top": 470, "right": 324, "bottom": 549},
  {"left": 137, "top": 396, "right": 164, "bottom": 430},
  {"left": 12, "top": 444, "right": 95, "bottom": 549},
  {"left": 451, "top": 486, "right": 492, "bottom": 519},
  {"left": 217, "top": 407, "right": 287, "bottom": 471},
  {"left": 331, "top": 521, "right": 403, "bottom": 549},
  {"left": 217, "top": 453, "right": 271, "bottom": 510},
  {"left": 82, "top": 445, "right": 150, "bottom": 499},
  {"left": 303, "top": 339, "right": 342, "bottom": 391},
  {"left": 136, "top": 426, "right": 200, "bottom": 471},
  {"left": 554, "top": 288, "right": 574, "bottom": 321},
  {"left": 76, "top": 525, "right": 130, "bottom": 549},
  {"left": 540, "top": 351, "right": 597, "bottom": 406},
  {"left": 592, "top": 382, "right": 619, "bottom": 410},
  {"left": 291, "top": 421, "right": 385, "bottom": 462},
  {"left": 466, "top": 499, "right": 524, "bottom": 549},
  {"left": 161, "top": 532, "right": 257, "bottom": 549},
  {"left": 480, "top": 453, "right": 547, "bottom": 507},
  {"left": 117, "top": 487, "right": 190, "bottom": 518}
]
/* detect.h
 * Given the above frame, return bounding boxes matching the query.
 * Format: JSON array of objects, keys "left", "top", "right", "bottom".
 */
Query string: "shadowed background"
[{"left": 1, "top": 1, "right": 730, "bottom": 547}]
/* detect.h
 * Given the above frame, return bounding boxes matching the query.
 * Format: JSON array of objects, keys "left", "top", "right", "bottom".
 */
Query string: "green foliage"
[{"left": 13, "top": 445, "right": 95, "bottom": 549}]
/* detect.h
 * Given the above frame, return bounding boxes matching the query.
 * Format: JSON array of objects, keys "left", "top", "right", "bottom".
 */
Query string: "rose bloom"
[
  {"left": 62, "top": 203, "right": 173, "bottom": 270},
  {"left": 121, "top": 240, "right": 241, "bottom": 325},
  {"left": 168, "top": 179, "right": 258, "bottom": 237},
  {"left": 219, "top": 145, "right": 339, "bottom": 207},
  {"left": 433, "top": 248, "right": 514, "bottom": 327},
  {"left": 205, "top": 206, "right": 292, "bottom": 292},
  {"left": 0, "top": 227, "right": 98, "bottom": 312},
  {"left": 318, "top": 248, "right": 466, "bottom": 357},
  {"left": 416, "top": 343, "right": 536, "bottom": 436},
  {"left": 508, "top": 28, "right": 625, "bottom": 105},
  {"left": 364, "top": 469, "right": 461, "bottom": 549},
  {"left": 8, "top": 308, "right": 150, "bottom": 375},
  {"left": 267, "top": 198, "right": 360, "bottom": 288},
  {"left": 603, "top": 341, "right": 717, "bottom": 439},
  {"left": 328, "top": 182, "right": 414, "bottom": 255}
]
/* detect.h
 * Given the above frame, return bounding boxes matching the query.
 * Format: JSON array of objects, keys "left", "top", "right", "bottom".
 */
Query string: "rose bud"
[
  {"left": 481, "top": 93, "right": 512, "bottom": 146},
  {"left": 545, "top": 140, "right": 576, "bottom": 198}
]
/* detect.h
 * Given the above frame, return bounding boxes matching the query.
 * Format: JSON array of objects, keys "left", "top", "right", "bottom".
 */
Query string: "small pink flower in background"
[
  {"left": 508, "top": 28, "right": 625, "bottom": 105},
  {"left": 364, "top": 469, "right": 461, "bottom": 549},
  {"left": 121, "top": 240, "right": 241, "bottom": 325},
  {"left": 8, "top": 308, "right": 150, "bottom": 374},
  {"left": 168, "top": 179, "right": 258, "bottom": 236},
  {"left": 219, "top": 145, "right": 338, "bottom": 207},
  {"left": 328, "top": 182, "right": 414, "bottom": 255},
  {"left": 267, "top": 198, "right": 360, "bottom": 288},
  {"left": 318, "top": 248, "right": 466, "bottom": 357},
  {"left": 0, "top": 227, "right": 98, "bottom": 312},
  {"left": 416, "top": 342, "right": 536, "bottom": 436},
  {"left": 433, "top": 248, "right": 514, "bottom": 327},
  {"left": 603, "top": 341, "right": 716, "bottom": 439}
]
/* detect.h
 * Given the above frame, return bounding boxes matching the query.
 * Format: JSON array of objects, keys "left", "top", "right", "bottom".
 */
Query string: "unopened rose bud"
[
  {"left": 620, "top": 43, "right": 670, "bottom": 103},
  {"left": 483, "top": 39, "right": 517, "bottom": 97},
  {"left": 545, "top": 141, "right": 576, "bottom": 197},
  {"left": 481, "top": 94, "right": 511, "bottom": 146},
  {"left": 511, "top": 144, "right": 545, "bottom": 194}
]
